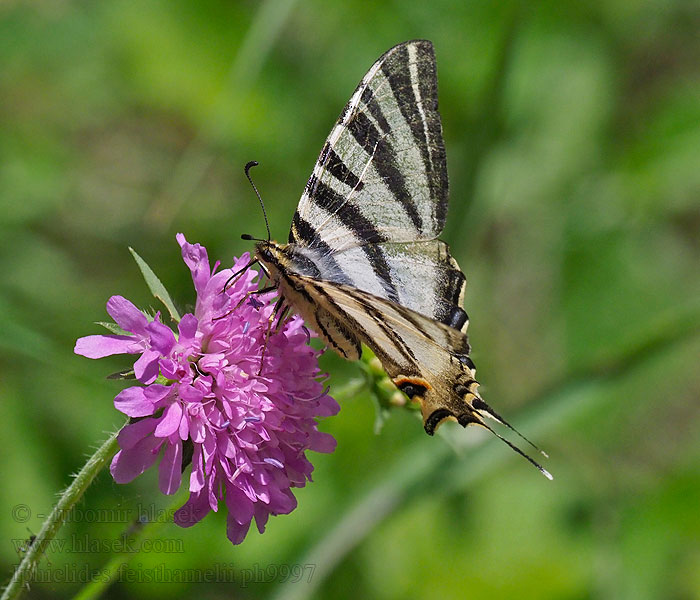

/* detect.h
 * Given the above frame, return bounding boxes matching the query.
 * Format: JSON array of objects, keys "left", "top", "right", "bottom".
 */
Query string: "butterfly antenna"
[
  {"left": 471, "top": 397, "right": 549, "bottom": 458},
  {"left": 245, "top": 161, "right": 271, "bottom": 242},
  {"left": 475, "top": 417, "right": 553, "bottom": 480}
]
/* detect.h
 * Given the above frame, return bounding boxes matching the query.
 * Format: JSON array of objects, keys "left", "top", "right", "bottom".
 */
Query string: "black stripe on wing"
[
  {"left": 437, "top": 267, "right": 467, "bottom": 331},
  {"left": 381, "top": 40, "right": 448, "bottom": 230},
  {"left": 318, "top": 143, "right": 364, "bottom": 191},
  {"left": 292, "top": 40, "right": 447, "bottom": 251},
  {"left": 415, "top": 45, "right": 449, "bottom": 227},
  {"left": 292, "top": 183, "right": 400, "bottom": 303},
  {"left": 345, "top": 111, "right": 423, "bottom": 233},
  {"left": 310, "top": 281, "right": 416, "bottom": 368},
  {"left": 289, "top": 214, "right": 353, "bottom": 285},
  {"left": 360, "top": 86, "right": 391, "bottom": 135},
  {"left": 313, "top": 179, "right": 385, "bottom": 243}
]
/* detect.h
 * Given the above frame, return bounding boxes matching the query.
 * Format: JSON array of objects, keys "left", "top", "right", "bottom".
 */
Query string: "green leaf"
[
  {"left": 96, "top": 321, "right": 128, "bottom": 335},
  {"left": 128, "top": 247, "right": 181, "bottom": 323},
  {"left": 106, "top": 369, "right": 135, "bottom": 380}
]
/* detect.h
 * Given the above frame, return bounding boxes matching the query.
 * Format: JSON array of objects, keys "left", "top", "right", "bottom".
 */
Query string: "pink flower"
[{"left": 75, "top": 234, "right": 339, "bottom": 544}]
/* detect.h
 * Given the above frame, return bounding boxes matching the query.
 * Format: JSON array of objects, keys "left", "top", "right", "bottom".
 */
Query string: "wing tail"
[
  {"left": 457, "top": 410, "right": 553, "bottom": 480},
  {"left": 471, "top": 397, "right": 549, "bottom": 458}
]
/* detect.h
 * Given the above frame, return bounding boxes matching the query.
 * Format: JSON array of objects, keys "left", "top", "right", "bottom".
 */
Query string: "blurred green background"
[{"left": 1, "top": 0, "right": 699, "bottom": 598}]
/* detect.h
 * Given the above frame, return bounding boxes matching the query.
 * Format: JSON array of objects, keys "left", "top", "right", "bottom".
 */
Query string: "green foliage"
[
  {"left": 129, "top": 247, "right": 181, "bottom": 323},
  {"left": 1, "top": 0, "right": 698, "bottom": 598}
]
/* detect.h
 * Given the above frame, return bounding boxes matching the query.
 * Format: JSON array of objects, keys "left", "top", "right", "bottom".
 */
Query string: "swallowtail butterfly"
[{"left": 250, "top": 40, "right": 551, "bottom": 478}]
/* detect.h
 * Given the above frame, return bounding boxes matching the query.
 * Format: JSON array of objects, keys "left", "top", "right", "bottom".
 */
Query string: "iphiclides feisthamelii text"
[{"left": 247, "top": 40, "right": 551, "bottom": 479}]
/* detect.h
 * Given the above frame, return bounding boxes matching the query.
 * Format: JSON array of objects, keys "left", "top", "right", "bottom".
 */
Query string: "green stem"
[{"left": 1, "top": 425, "right": 124, "bottom": 600}]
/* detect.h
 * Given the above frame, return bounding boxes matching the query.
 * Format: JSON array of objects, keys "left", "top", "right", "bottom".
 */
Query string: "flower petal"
[
  {"left": 177, "top": 234, "right": 210, "bottom": 296},
  {"left": 178, "top": 313, "right": 198, "bottom": 342},
  {"left": 179, "top": 412, "right": 189, "bottom": 440},
  {"left": 310, "top": 431, "right": 337, "bottom": 453},
  {"left": 173, "top": 489, "right": 213, "bottom": 528},
  {"left": 226, "top": 517, "right": 251, "bottom": 545},
  {"left": 147, "top": 319, "right": 176, "bottom": 355},
  {"left": 110, "top": 435, "right": 162, "bottom": 483},
  {"left": 74, "top": 335, "right": 141, "bottom": 359},
  {"left": 189, "top": 444, "right": 205, "bottom": 493},
  {"left": 253, "top": 503, "right": 270, "bottom": 534},
  {"left": 114, "top": 386, "right": 155, "bottom": 418},
  {"left": 106, "top": 296, "right": 149, "bottom": 335},
  {"left": 224, "top": 483, "right": 254, "bottom": 525},
  {"left": 134, "top": 349, "right": 160, "bottom": 384},
  {"left": 117, "top": 418, "right": 157, "bottom": 450},
  {"left": 144, "top": 384, "right": 171, "bottom": 403},
  {"left": 269, "top": 486, "right": 297, "bottom": 515},
  {"left": 159, "top": 440, "right": 183, "bottom": 495},
  {"left": 316, "top": 395, "right": 341, "bottom": 417},
  {"left": 154, "top": 402, "right": 183, "bottom": 438},
  {"left": 178, "top": 384, "right": 204, "bottom": 403}
]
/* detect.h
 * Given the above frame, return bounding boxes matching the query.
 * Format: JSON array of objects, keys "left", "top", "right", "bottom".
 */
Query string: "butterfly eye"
[{"left": 256, "top": 245, "right": 274, "bottom": 264}]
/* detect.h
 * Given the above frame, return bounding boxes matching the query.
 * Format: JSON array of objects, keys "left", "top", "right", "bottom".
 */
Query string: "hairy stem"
[{"left": 1, "top": 426, "right": 124, "bottom": 600}]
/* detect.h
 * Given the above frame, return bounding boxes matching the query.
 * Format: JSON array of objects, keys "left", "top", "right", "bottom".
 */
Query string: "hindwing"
[{"left": 261, "top": 267, "right": 551, "bottom": 478}]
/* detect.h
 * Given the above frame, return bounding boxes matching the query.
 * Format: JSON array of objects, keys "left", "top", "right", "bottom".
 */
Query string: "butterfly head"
[
  {"left": 253, "top": 240, "right": 274, "bottom": 263},
  {"left": 252, "top": 240, "right": 288, "bottom": 282}
]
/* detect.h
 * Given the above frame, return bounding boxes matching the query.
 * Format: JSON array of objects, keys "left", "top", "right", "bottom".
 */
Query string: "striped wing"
[
  {"left": 286, "top": 272, "right": 477, "bottom": 430},
  {"left": 252, "top": 41, "right": 551, "bottom": 477},
  {"left": 282, "top": 239, "right": 468, "bottom": 331},
  {"left": 290, "top": 39, "right": 447, "bottom": 247},
  {"left": 286, "top": 40, "right": 462, "bottom": 329}
]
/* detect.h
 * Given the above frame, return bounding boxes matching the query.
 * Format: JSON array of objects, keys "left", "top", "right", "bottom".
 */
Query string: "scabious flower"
[{"left": 75, "top": 234, "right": 339, "bottom": 544}]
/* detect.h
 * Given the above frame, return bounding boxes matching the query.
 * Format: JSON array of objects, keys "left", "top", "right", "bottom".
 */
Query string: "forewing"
[{"left": 290, "top": 40, "right": 448, "bottom": 250}]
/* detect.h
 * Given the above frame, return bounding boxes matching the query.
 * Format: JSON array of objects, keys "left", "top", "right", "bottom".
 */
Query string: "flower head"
[{"left": 75, "top": 234, "right": 339, "bottom": 544}]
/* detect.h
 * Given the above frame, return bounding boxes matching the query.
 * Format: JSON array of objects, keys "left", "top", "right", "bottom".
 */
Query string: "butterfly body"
[{"left": 252, "top": 41, "right": 551, "bottom": 477}]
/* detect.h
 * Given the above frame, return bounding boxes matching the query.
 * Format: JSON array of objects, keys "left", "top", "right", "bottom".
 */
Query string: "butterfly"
[{"left": 248, "top": 40, "right": 551, "bottom": 479}]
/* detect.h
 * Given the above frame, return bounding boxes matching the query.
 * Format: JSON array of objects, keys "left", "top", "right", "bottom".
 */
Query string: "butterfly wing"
[
  {"left": 282, "top": 238, "right": 468, "bottom": 332},
  {"left": 284, "top": 40, "right": 465, "bottom": 329},
  {"left": 291, "top": 39, "right": 447, "bottom": 247},
  {"left": 264, "top": 269, "right": 551, "bottom": 477},
  {"left": 284, "top": 272, "right": 476, "bottom": 431}
]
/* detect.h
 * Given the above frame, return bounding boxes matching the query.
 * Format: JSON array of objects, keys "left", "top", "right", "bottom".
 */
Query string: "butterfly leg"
[
  {"left": 213, "top": 285, "right": 276, "bottom": 321},
  {"left": 221, "top": 258, "right": 260, "bottom": 293},
  {"left": 273, "top": 304, "right": 291, "bottom": 332},
  {"left": 257, "top": 296, "right": 286, "bottom": 376}
]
